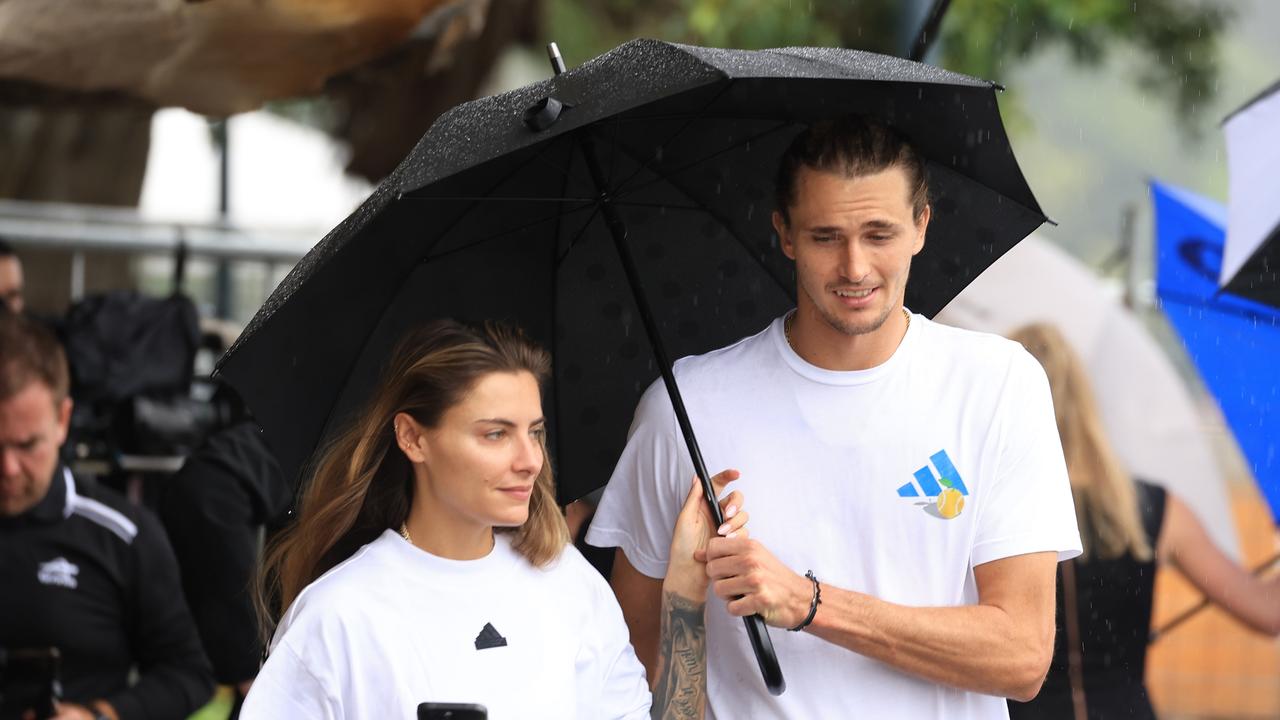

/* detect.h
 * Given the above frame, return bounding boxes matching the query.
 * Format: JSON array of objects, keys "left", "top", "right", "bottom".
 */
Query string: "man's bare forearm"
[
  {"left": 807, "top": 585, "right": 1053, "bottom": 701},
  {"left": 611, "top": 550, "right": 663, "bottom": 676},
  {"left": 649, "top": 591, "right": 707, "bottom": 720}
]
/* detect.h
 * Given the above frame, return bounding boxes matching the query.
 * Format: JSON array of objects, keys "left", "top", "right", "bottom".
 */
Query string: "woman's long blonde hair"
[
  {"left": 257, "top": 319, "right": 569, "bottom": 631},
  {"left": 1009, "top": 323, "right": 1152, "bottom": 562}
]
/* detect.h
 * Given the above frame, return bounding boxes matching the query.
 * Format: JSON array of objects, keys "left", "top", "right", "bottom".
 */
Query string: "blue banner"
[{"left": 1152, "top": 181, "right": 1280, "bottom": 525}]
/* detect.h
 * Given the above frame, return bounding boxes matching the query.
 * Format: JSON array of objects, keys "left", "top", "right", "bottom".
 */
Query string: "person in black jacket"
[
  {"left": 0, "top": 312, "right": 213, "bottom": 720},
  {"left": 159, "top": 396, "right": 292, "bottom": 716}
]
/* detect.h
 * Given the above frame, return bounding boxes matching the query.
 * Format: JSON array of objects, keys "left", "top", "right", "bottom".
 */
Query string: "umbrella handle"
[
  {"left": 695, "top": 472, "right": 787, "bottom": 697},
  {"left": 744, "top": 614, "right": 787, "bottom": 695}
]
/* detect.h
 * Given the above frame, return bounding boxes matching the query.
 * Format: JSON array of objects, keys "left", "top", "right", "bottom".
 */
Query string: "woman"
[
  {"left": 1007, "top": 323, "right": 1279, "bottom": 720},
  {"left": 240, "top": 320, "right": 746, "bottom": 719}
]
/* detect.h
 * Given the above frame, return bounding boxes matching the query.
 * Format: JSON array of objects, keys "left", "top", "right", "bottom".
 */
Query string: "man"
[
  {"left": 586, "top": 116, "right": 1081, "bottom": 718},
  {"left": 0, "top": 312, "right": 213, "bottom": 720},
  {"left": 0, "top": 239, "right": 24, "bottom": 315}
]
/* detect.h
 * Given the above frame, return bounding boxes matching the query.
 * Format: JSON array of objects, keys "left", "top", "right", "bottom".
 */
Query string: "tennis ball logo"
[{"left": 935, "top": 478, "right": 964, "bottom": 519}]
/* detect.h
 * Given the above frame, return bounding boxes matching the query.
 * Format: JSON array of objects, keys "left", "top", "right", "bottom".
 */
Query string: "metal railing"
[{"left": 0, "top": 197, "right": 315, "bottom": 302}]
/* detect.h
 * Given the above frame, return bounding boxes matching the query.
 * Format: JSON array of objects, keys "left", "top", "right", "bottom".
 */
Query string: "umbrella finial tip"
[{"left": 546, "top": 42, "right": 566, "bottom": 76}]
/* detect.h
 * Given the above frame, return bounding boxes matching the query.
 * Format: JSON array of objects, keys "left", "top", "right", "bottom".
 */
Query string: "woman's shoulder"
[
  {"left": 275, "top": 533, "right": 402, "bottom": 634},
  {"left": 527, "top": 541, "right": 617, "bottom": 604}
]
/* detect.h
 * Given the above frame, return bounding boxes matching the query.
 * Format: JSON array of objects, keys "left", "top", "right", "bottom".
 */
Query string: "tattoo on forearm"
[{"left": 651, "top": 591, "right": 707, "bottom": 720}]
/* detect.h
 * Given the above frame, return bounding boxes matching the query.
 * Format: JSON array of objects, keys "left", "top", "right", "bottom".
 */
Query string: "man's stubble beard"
[
  {"left": 821, "top": 302, "right": 895, "bottom": 337},
  {"left": 802, "top": 270, "right": 909, "bottom": 338}
]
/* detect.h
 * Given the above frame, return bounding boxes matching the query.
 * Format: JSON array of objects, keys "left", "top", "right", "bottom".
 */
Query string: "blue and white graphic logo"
[{"left": 898, "top": 450, "right": 968, "bottom": 519}]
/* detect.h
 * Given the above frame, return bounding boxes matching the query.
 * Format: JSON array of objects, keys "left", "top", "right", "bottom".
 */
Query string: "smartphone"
[
  {"left": 0, "top": 647, "right": 62, "bottom": 720},
  {"left": 417, "top": 702, "right": 488, "bottom": 720}
]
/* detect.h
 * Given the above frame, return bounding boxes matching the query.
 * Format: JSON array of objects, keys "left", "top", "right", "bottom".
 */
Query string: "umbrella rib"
[
  {"left": 403, "top": 195, "right": 599, "bottom": 204},
  {"left": 404, "top": 195, "right": 705, "bottom": 212},
  {"left": 421, "top": 203, "right": 598, "bottom": 263},
  {"left": 606, "top": 113, "right": 623, "bottom": 196},
  {"left": 612, "top": 120, "right": 795, "bottom": 199},
  {"left": 603, "top": 137, "right": 796, "bottom": 301},
  {"left": 555, "top": 204, "right": 604, "bottom": 266},
  {"left": 587, "top": 111, "right": 803, "bottom": 124},
  {"left": 403, "top": 135, "right": 578, "bottom": 261},
  {"left": 602, "top": 200, "right": 707, "bottom": 211},
  {"left": 549, "top": 129, "right": 578, "bottom": 501},
  {"left": 604, "top": 82, "right": 737, "bottom": 197}
]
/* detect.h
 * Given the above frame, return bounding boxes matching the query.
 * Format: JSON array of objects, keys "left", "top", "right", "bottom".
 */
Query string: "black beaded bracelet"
[{"left": 788, "top": 570, "right": 821, "bottom": 632}]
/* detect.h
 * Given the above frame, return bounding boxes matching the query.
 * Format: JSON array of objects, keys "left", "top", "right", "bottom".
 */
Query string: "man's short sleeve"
[
  {"left": 971, "top": 350, "right": 1083, "bottom": 567},
  {"left": 585, "top": 379, "right": 690, "bottom": 579}
]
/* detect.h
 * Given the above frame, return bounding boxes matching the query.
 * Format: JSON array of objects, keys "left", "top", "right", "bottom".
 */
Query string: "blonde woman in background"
[{"left": 1007, "top": 322, "right": 1279, "bottom": 720}]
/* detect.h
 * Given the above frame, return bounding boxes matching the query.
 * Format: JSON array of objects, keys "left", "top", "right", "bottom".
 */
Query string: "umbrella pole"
[{"left": 578, "top": 130, "right": 786, "bottom": 696}]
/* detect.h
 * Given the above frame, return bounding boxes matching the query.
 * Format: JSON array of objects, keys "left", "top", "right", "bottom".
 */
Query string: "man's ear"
[
  {"left": 394, "top": 412, "right": 428, "bottom": 464},
  {"left": 53, "top": 396, "right": 72, "bottom": 446},
  {"left": 912, "top": 204, "right": 931, "bottom": 256},
  {"left": 773, "top": 210, "right": 796, "bottom": 260}
]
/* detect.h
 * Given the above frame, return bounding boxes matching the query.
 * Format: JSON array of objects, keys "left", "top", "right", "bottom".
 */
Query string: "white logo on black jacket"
[{"left": 37, "top": 556, "right": 79, "bottom": 589}]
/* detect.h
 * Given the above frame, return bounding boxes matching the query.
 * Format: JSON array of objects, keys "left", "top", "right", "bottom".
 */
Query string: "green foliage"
[
  {"left": 546, "top": 0, "right": 1233, "bottom": 130},
  {"left": 941, "top": 1, "right": 1231, "bottom": 126},
  {"left": 547, "top": 0, "right": 902, "bottom": 60}
]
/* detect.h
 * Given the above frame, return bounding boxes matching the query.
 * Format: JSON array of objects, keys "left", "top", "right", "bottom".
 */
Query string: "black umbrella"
[{"left": 218, "top": 39, "right": 1047, "bottom": 696}]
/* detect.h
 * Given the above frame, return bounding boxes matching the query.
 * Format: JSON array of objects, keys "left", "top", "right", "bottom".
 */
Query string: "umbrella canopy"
[
  {"left": 218, "top": 39, "right": 1047, "bottom": 505},
  {"left": 1152, "top": 181, "right": 1280, "bottom": 526},
  {"left": 935, "top": 234, "right": 1240, "bottom": 558},
  {"left": 1222, "top": 79, "right": 1280, "bottom": 307}
]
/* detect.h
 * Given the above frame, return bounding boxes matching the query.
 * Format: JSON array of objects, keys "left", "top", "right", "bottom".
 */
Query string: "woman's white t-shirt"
[{"left": 241, "top": 530, "right": 650, "bottom": 719}]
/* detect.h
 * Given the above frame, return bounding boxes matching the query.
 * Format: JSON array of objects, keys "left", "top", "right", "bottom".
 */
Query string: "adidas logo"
[
  {"left": 896, "top": 450, "right": 968, "bottom": 498},
  {"left": 474, "top": 622, "right": 507, "bottom": 650},
  {"left": 897, "top": 450, "right": 968, "bottom": 520}
]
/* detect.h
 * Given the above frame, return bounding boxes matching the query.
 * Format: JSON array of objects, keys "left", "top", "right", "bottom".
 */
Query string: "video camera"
[{"left": 60, "top": 291, "right": 243, "bottom": 499}]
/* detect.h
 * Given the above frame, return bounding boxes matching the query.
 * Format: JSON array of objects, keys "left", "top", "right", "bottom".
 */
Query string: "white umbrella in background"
[
  {"left": 936, "top": 234, "right": 1240, "bottom": 558},
  {"left": 1221, "top": 79, "right": 1280, "bottom": 307}
]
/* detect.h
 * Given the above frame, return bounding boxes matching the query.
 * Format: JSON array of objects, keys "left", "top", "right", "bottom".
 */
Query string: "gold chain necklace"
[
  {"left": 784, "top": 307, "right": 911, "bottom": 351},
  {"left": 399, "top": 522, "right": 413, "bottom": 546}
]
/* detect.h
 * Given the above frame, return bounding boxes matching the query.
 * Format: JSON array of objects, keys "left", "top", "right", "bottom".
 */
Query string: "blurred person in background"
[
  {"left": 0, "top": 312, "right": 214, "bottom": 720},
  {"left": 1007, "top": 322, "right": 1280, "bottom": 720},
  {"left": 158, "top": 385, "right": 292, "bottom": 719},
  {"left": 0, "top": 239, "right": 25, "bottom": 315}
]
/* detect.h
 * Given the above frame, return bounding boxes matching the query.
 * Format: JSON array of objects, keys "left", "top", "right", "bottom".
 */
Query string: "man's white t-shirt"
[
  {"left": 241, "top": 530, "right": 650, "bottom": 720},
  {"left": 587, "top": 312, "right": 1082, "bottom": 720}
]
